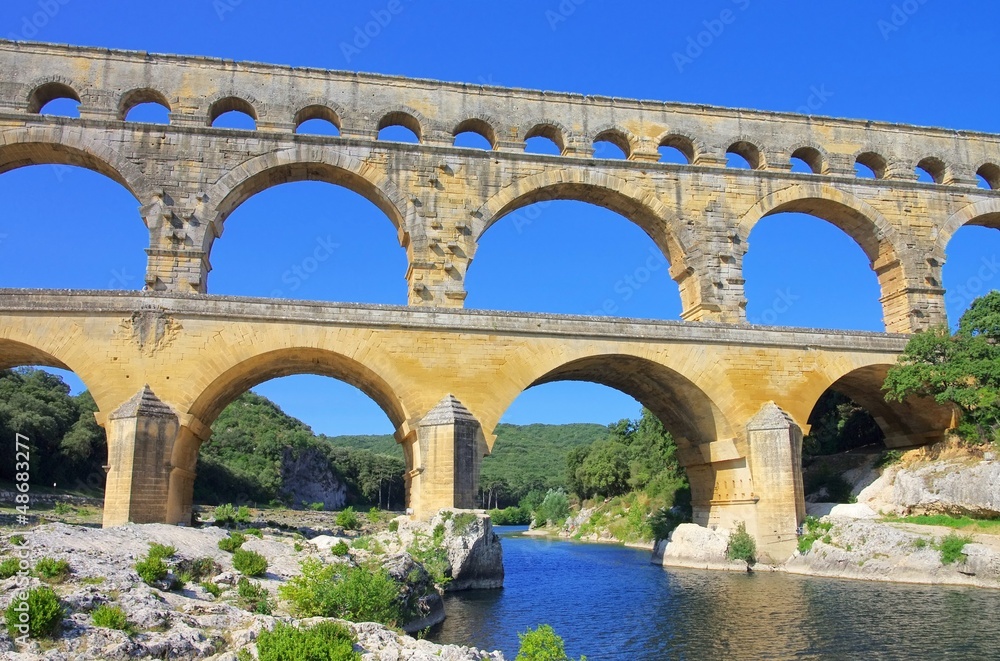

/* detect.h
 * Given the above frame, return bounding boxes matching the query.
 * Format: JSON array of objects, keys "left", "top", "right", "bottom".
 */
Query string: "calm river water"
[{"left": 428, "top": 526, "right": 1000, "bottom": 660}]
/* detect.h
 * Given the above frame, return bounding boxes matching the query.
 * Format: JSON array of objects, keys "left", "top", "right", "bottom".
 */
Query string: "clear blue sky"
[{"left": 2, "top": 1, "right": 998, "bottom": 435}]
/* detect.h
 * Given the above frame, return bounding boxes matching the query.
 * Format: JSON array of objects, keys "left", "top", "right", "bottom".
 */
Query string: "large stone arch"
[
  {"left": 938, "top": 198, "right": 1000, "bottom": 255},
  {"left": 165, "top": 346, "right": 414, "bottom": 523},
  {"left": 470, "top": 169, "right": 709, "bottom": 318},
  {"left": 738, "top": 183, "right": 916, "bottom": 332},
  {"left": 776, "top": 358, "right": 953, "bottom": 449},
  {"left": 0, "top": 125, "right": 154, "bottom": 202},
  {"left": 202, "top": 146, "right": 419, "bottom": 254}
]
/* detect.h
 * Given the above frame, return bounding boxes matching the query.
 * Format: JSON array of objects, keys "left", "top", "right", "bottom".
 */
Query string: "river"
[{"left": 428, "top": 526, "right": 1000, "bottom": 660}]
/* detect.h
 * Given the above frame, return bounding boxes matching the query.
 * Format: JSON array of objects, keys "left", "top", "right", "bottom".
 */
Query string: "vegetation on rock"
[
  {"left": 254, "top": 621, "right": 360, "bottom": 661},
  {"left": 5, "top": 585, "right": 63, "bottom": 639},
  {"left": 516, "top": 624, "right": 586, "bottom": 661},
  {"left": 726, "top": 522, "right": 757, "bottom": 565},
  {"left": 885, "top": 291, "right": 1000, "bottom": 446}
]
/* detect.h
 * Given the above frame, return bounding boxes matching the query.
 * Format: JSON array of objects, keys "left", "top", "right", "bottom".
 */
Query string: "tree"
[{"left": 884, "top": 292, "right": 1000, "bottom": 444}]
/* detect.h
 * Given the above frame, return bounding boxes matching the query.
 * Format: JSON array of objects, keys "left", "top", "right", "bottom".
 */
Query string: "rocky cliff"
[{"left": 278, "top": 446, "right": 349, "bottom": 510}]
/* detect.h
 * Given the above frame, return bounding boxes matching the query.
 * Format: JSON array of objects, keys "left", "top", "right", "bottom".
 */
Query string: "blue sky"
[{"left": 1, "top": 0, "right": 999, "bottom": 435}]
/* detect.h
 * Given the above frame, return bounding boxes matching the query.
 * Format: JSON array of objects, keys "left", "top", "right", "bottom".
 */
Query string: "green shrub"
[
  {"left": 244, "top": 528, "right": 263, "bottom": 538},
  {"left": 219, "top": 531, "right": 247, "bottom": 553},
  {"left": 5, "top": 586, "right": 63, "bottom": 639},
  {"left": 912, "top": 537, "right": 929, "bottom": 549},
  {"left": 52, "top": 502, "right": 73, "bottom": 515},
  {"left": 649, "top": 507, "right": 686, "bottom": 541},
  {"left": 236, "top": 505, "right": 252, "bottom": 523},
  {"left": 0, "top": 556, "right": 24, "bottom": 579},
  {"left": 34, "top": 557, "right": 71, "bottom": 582},
  {"left": 279, "top": 558, "right": 405, "bottom": 626},
  {"left": 147, "top": 543, "right": 176, "bottom": 560},
  {"left": 873, "top": 449, "right": 903, "bottom": 470},
  {"left": 533, "top": 489, "right": 570, "bottom": 527},
  {"left": 256, "top": 621, "right": 360, "bottom": 661},
  {"left": 938, "top": 534, "right": 974, "bottom": 565},
  {"left": 797, "top": 516, "right": 834, "bottom": 554},
  {"left": 407, "top": 531, "right": 451, "bottom": 586},
  {"left": 135, "top": 553, "right": 168, "bottom": 585},
  {"left": 214, "top": 503, "right": 238, "bottom": 525},
  {"left": 9, "top": 534, "right": 25, "bottom": 546},
  {"left": 331, "top": 540, "right": 350, "bottom": 556},
  {"left": 178, "top": 557, "right": 219, "bottom": 582},
  {"left": 236, "top": 576, "right": 273, "bottom": 614},
  {"left": 387, "top": 520, "right": 399, "bottom": 532},
  {"left": 91, "top": 604, "right": 132, "bottom": 633},
  {"left": 293, "top": 542, "right": 304, "bottom": 552},
  {"left": 726, "top": 521, "right": 757, "bottom": 565},
  {"left": 233, "top": 548, "right": 268, "bottom": 577},
  {"left": 452, "top": 512, "right": 478, "bottom": 535},
  {"left": 515, "top": 624, "right": 585, "bottom": 661},
  {"left": 200, "top": 580, "right": 222, "bottom": 598},
  {"left": 336, "top": 507, "right": 360, "bottom": 530},
  {"left": 488, "top": 506, "right": 531, "bottom": 526}
]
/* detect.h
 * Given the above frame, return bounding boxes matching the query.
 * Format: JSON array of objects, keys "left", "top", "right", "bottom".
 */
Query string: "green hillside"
[{"left": 326, "top": 421, "right": 609, "bottom": 507}]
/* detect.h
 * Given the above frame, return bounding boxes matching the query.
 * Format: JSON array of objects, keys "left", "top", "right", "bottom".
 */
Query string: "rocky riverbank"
[
  {"left": 654, "top": 447, "right": 1000, "bottom": 589},
  {"left": 0, "top": 509, "right": 506, "bottom": 660}
]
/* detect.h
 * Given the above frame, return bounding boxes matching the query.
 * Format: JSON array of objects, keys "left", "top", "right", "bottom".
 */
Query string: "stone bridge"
[
  {"left": 0, "top": 40, "right": 992, "bottom": 558},
  {"left": 0, "top": 290, "right": 951, "bottom": 559}
]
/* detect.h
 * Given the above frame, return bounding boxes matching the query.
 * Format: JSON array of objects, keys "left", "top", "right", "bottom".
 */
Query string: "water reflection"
[{"left": 430, "top": 528, "right": 1000, "bottom": 660}]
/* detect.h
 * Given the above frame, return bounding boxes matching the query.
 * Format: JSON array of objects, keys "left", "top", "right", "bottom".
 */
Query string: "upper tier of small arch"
[{"left": 2, "top": 39, "right": 998, "bottom": 188}]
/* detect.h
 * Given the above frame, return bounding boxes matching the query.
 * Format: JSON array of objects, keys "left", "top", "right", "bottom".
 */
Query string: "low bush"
[
  {"left": 515, "top": 624, "right": 585, "bottom": 661},
  {"left": 279, "top": 558, "right": 405, "bottom": 626},
  {"left": 938, "top": 534, "right": 974, "bottom": 565},
  {"left": 8, "top": 533, "right": 25, "bottom": 546},
  {"left": 336, "top": 507, "right": 361, "bottom": 530},
  {"left": 34, "top": 557, "right": 71, "bottom": 582},
  {"left": 91, "top": 604, "right": 132, "bottom": 633},
  {"left": 237, "top": 576, "right": 273, "bottom": 614},
  {"left": 178, "top": 556, "right": 219, "bottom": 582},
  {"left": 0, "top": 556, "right": 24, "bottom": 579},
  {"left": 726, "top": 521, "right": 757, "bottom": 565},
  {"left": 256, "top": 621, "right": 360, "bottom": 661},
  {"left": 135, "top": 550, "right": 168, "bottom": 585},
  {"left": 308, "top": 501, "right": 325, "bottom": 511},
  {"left": 331, "top": 540, "right": 350, "bottom": 556},
  {"left": 236, "top": 505, "right": 252, "bottom": 523},
  {"left": 5, "top": 586, "right": 63, "bottom": 639},
  {"left": 213, "top": 503, "right": 238, "bottom": 525},
  {"left": 233, "top": 548, "right": 268, "bottom": 577},
  {"left": 387, "top": 520, "right": 399, "bottom": 533},
  {"left": 797, "top": 516, "right": 834, "bottom": 554},
  {"left": 200, "top": 580, "right": 222, "bottom": 598},
  {"left": 244, "top": 528, "right": 263, "bottom": 538},
  {"left": 52, "top": 502, "right": 73, "bottom": 515},
  {"left": 649, "top": 507, "right": 686, "bottom": 542},
  {"left": 873, "top": 449, "right": 903, "bottom": 470},
  {"left": 148, "top": 543, "right": 176, "bottom": 560},
  {"left": 407, "top": 531, "right": 450, "bottom": 586},
  {"left": 219, "top": 531, "right": 247, "bottom": 553},
  {"left": 452, "top": 512, "right": 478, "bottom": 535}
]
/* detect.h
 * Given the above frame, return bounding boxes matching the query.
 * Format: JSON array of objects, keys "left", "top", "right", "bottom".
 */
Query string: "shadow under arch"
[
  {"left": 0, "top": 126, "right": 152, "bottom": 200},
  {"left": 739, "top": 183, "right": 908, "bottom": 330},
  {"left": 203, "top": 148, "right": 418, "bottom": 254},
  {"left": 795, "top": 364, "right": 953, "bottom": 449}
]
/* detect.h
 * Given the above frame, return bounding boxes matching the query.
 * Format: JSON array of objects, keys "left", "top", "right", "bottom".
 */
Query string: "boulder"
[
  {"left": 652, "top": 523, "right": 748, "bottom": 571},
  {"left": 432, "top": 510, "right": 505, "bottom": 591}
]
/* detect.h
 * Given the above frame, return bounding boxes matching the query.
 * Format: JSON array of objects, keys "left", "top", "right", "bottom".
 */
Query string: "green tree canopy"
[{"left": 884, "top": 291, "right": 1000, "bottom": 444}]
